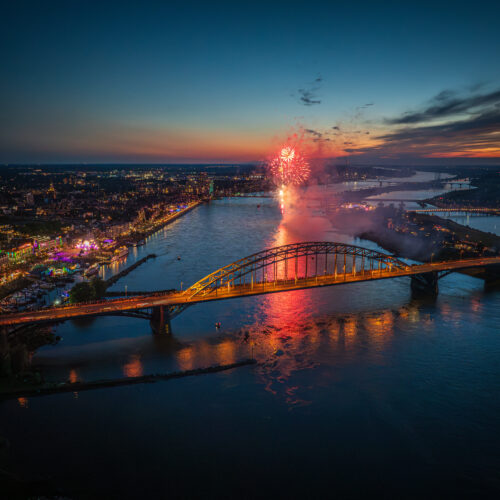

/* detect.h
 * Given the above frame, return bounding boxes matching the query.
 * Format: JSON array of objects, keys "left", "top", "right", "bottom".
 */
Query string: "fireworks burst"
[
  {"left": 269, "top": 146, "right": 310, "bottom": 187},
  {"left": 268, "top": 146, "right": 310, "bottom": 214}
]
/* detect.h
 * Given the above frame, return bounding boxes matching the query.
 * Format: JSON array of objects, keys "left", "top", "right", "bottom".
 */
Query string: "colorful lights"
[
  {"left": 75, "top": 240, "right": 99, "bottom": 251},
  {"left": 269, "top": 146, "right": 310, "bottom": 187},
  {"left": 268, "top": 146, "right": 310, "bottom": 214}
]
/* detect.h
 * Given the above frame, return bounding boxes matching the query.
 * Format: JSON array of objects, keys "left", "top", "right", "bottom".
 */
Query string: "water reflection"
[
  {"left": 17, "top": 397, "right": 28, "bottom": 408},
  {"left": 69, "top": 368, "right": 79, "bottom": 383},
  {"left": 363, "top": 311, "right": 394, "bottom": 348},
  {"left": 30, "top": 191, "right": 500, "bottom": 409},
  {"left": 177, "top": 346, "right": 195, "bottom": 371},
  {"left": 123, "top": 355, "right": 144, "bottom": 378}
]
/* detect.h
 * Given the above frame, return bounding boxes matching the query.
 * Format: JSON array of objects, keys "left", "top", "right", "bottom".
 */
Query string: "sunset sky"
[{"left": 1, "top": 1, "right": 500, "bottom": 164}]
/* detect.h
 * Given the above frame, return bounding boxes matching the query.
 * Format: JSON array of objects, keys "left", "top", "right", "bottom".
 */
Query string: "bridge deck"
[{"left": 1, "top": 257, "right": 500, "bottom": 326}]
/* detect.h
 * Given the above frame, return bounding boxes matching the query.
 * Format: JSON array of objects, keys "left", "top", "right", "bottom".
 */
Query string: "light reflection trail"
[{"left": 123, "top": 354, "right": 143, "bottom": 378}]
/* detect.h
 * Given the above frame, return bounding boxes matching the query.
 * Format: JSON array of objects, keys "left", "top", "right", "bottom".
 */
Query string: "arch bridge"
[{"left": 2, "top": 241, "right": 500, "bottom": 334}]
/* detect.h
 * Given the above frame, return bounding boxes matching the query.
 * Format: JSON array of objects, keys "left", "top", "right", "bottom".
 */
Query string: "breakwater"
[
  {"left": 0, "top": 359, "right": 257, "bottom": 400},
  {"left": 105, "top": 254, "right": 156, "bottom": 288},
  {"left": 103, "top": 201, "right": 203, "bottom": 289}
]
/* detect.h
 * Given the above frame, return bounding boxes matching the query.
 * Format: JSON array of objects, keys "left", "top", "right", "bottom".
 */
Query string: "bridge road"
[{"left": 2, "top": 256, "right": 500, "bottom": 327}]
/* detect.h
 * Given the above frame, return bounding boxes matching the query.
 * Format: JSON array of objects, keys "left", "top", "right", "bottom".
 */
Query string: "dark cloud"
[
  {"left": 357, "top": 102, "right": 374, "bottom": 109},
  {"left": 305, "top": 128, "right": 322, "bottom": 138},
  {"left": 304, "top": 128, "right": 331, "bottom": 143},
  {"left": 342, "top": 85, "right": 500, "bottom": 160},
  {"left": 297, "top": 76, "right": 323, "bottom": 106},
  {"left": 467, "top": 82, "right": 487, "bottom": 93},
  {"left": 381, "top": 107, "right": 500, "bottom": 142},
  {"left": 388, "top": 87, "right": 500, "bottom": 124},
  {"left": 299, "top": 88, "right": 321, "bottom": 106},
  {"left": 351, "top": 106, "right": 500, "bottom": 157}
]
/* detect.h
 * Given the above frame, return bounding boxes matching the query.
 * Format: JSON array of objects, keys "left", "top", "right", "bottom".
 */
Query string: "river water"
[{"left": 2, "top": 174, "right": 500, "bottom": 498}]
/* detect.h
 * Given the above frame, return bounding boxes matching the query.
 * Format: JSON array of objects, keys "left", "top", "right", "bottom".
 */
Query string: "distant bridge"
[
  {"left": 411, "top": 208, "right": 500, "bottom": 216},
  {"left": 1, "top": 242, "right": 500, "bottom": 333}
]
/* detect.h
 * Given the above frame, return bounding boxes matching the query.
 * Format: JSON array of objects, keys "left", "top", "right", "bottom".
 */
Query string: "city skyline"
[{"left": 2, "top": 1, "right": 500, "bottom": 164}]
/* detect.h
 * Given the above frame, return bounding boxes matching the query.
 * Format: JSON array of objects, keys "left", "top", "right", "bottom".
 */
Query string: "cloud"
[
  {"left": 351, "top": 106, "right": 500, "bottom": 158},
  {"left": 297, "top": 76, "right": 322, "bottom": 106},
  {"left": 382, "top": 107, "right": 500, "bottom": 142},
  {"left": 388, "top": 88, "right": 500, "bottom": 124},
  {"left": 357, "top": 102, "right": 374, "bottom": 110},
  {"left": 340, "top": 85, "right": 500, "bottom": 160},
  {"left": 305, "top": 128, "right": 323, "bottom": 138},
  {"left": 299, "top": 88, "right": 321, "bottom": 106}
]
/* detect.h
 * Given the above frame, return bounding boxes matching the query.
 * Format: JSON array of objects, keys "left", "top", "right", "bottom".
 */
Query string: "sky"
[{"left": 1, "top": 0, "right": 500, "bottom": 165}]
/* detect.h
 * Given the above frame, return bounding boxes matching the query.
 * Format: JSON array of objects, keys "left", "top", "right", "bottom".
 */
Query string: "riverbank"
[
  {"left": 401, "top": 211, "right": 500, "bottom": 260},
  {"left": 0, "top": 359, "right": 257, "bottom": 400},
  {"left": 340, "top": 179, "right": 446, "bottom": 203},
  {"left": 330, "top": 206, "right": 500, "bottom": 262},
  {"left": 425, "top": 171, "right": 500, "bottom": 209},
  {"left": 130, "top": 200, "right": 204, "bottom": 243}
]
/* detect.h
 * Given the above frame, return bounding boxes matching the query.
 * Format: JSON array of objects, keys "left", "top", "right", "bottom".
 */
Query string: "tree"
[
  {"left": 70, "top": 277, "right": 107, "bottom": 303},
  {"left": 90, "top": 277, "right": 107, "bottom": 299},
  {"left": 70, "top": 282, "right": 95, "bottom": 303}
]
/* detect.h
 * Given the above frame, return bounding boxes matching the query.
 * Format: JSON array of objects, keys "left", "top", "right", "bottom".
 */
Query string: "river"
[{"left": 2, "top": 173, "right": 500, "bottom": 498}]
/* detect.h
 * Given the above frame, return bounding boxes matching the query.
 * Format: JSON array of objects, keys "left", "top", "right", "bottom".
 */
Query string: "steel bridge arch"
[{"left": 182, "top": 241, "right": 408, "bottom": 301}]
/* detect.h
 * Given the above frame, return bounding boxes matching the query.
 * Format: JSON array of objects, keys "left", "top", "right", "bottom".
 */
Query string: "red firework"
[{"left": 269, "top": 146, "right": 310, "bottom": 187}]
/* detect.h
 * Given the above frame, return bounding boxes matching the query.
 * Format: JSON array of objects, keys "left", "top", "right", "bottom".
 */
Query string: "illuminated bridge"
[{"left": 1, "top": 242, "right": 500, "bottom": 334}]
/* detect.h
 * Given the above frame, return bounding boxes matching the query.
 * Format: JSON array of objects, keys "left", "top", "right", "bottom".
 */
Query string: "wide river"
[{"left": 2, "top": 174, "right": 500, "bottom": 498}]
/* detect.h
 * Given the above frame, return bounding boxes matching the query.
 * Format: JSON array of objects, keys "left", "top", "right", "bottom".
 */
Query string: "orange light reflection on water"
[
  {"left": 123, "top": 355, "right": 143, "bottom": 378},
  {"left": 177, "top": 346, "right": 195, "bottom": 371},
  {"left": 69, "top": 368, "right": 79, "bottom": 383}
]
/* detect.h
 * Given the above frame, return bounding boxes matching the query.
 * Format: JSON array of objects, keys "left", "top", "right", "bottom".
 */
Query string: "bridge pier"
[
  {"left": 0, "top": 327, "right": 11, "bottom": 378},
  {"left": 150, "top": 306, "right": 172, "bottom": 335},
  {"left": 484, "top": 272, "right": 500, "bottom": 291},
  {"left": 411, "top": 272, "right": 439, "bottom": 297}
]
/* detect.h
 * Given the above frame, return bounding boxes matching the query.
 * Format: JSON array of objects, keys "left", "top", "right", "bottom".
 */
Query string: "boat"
[
  {"left": 39, "top": 281, "right": 54, "bottom": 290},
  {"left": 84, "top": 263, "right": 100, "bottom": 277},
  {"left": 111, "top": 246, "right": 129, "bottom": 262}
]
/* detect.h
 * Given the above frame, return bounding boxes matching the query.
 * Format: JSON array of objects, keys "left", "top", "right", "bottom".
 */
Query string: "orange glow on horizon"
[{"left": 424, "top": 148, "right": 500, "bottom": 158}]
